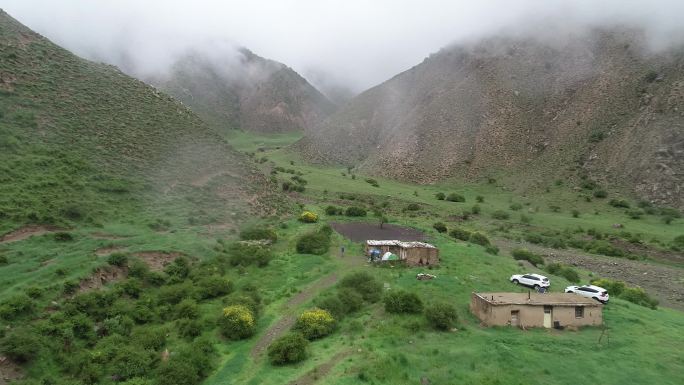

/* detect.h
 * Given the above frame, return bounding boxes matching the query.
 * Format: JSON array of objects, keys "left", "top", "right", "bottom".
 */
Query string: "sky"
[{"left": 3, "top": 0, "right": 684, "bottom": 94}]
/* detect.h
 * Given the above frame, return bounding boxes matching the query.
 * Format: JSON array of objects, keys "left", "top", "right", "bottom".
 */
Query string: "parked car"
[
  {"left": 565, "top": 284, "right": 609, "bottom": 303},
  {"left": 510, "top": 273, "right": 550, "bottom": 289}
]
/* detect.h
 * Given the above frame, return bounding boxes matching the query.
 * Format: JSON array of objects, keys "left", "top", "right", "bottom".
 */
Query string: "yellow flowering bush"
[
  {"left": 299, "top": 211, "right": 319, "bottom": 223},
  {"left": 294, "top": 308, "right": 336, "bottom": 340},
  {"left": 219, "top": 305, "right": 256, "bottom": 340}
]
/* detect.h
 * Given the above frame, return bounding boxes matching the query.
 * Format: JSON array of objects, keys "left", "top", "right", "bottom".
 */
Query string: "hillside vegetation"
[{"left": 298, "top": 28, "right": 684, "bottom": 210}]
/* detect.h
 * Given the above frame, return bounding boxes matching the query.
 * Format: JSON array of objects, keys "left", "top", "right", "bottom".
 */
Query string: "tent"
[{"left": 381, "top": 252, "right": 399, "bottom": 261}]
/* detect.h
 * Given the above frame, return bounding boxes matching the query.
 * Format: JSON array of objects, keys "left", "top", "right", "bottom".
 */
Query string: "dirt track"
[
  {"left": 331, "top": 222, "right": 426, "bottom": 242},
  {"left": 0, "top": 225, "right": 61, "bottom": 243},
  {"left": 495, "top": 239, "right": 684, "bottom": 311}
]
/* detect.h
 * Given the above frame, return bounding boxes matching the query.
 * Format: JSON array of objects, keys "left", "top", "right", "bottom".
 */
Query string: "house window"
[{"left": 575, "top": 306, "right": 584, "bottom": 318}]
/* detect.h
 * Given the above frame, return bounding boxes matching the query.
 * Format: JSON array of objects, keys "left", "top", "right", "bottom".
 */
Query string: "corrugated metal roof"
[{"left": 366, "top": 240, "right": 437, "bottom": 249}]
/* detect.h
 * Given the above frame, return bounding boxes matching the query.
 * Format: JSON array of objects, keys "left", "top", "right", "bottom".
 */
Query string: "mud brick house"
[
  {"left": 365, "top": 240, "right": 439, "bottom": 266},
  {"left": 470, "top": 292, "right": 603, "bottom": 328}
]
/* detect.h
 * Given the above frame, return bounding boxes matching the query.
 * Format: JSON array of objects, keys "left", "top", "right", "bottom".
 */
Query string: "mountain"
[
  {"left": 297, "top": 28, "right": 684, "bottom": 209},
  {"left": 149, "top": 48, "right": 336, "bottom": 134},
  {"left": 0, "top": 10, "right": 277, "bottom": 232}
]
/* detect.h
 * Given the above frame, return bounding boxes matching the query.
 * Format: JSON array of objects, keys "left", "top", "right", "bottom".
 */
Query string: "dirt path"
[
  {"left": 495, "top": 239, "right": 684, "bottom": 310},
  {"left": 250, "top": 273, "right": 338, "bottom": 359},
  {"left": 0, "top": 225, "right": 61, "bottom": 243},
  {"left": 0, "top": 356, "right": 23, "bottom": 385},
  {"left": 287, "top": 350, "right": 353, "bottom": 385}
]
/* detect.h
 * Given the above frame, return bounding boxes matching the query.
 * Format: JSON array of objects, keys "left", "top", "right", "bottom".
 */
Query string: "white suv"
[
  {"left": 510, "top": 273, "right": 550, "bottom": 289},
  {"left": 565, "top": 284, "right": 609, "bottom": 304}
]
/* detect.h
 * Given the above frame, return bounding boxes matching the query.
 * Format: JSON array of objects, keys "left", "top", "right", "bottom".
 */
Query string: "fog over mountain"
[{"left": 4, "top": 1, "right": 684, "bottom": 94}]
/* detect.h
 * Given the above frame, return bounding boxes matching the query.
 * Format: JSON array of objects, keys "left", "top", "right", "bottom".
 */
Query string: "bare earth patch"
[
  {"left": 495, "top": 239, "right": 684, "bottom": 311},
  {"left": 95, "top": 246, "right": 127, "bottom": 256},
  {"left": 79, "top": 266, "right": 127, "bottom": 293},
  {"left": 0, "top": 356, "right": 23, "bottom": 385},
  {"left": 250, "top": 273, "right": 338, "bottom": 359},
  {"left": 132, "top": 251, "right": 184, "bottom": 271},
  {"left": 331, "top": 222, "right": 426, "bottom": 242},
  {"left": 0, "top": 225, "right": 61, "bottom": 243}
]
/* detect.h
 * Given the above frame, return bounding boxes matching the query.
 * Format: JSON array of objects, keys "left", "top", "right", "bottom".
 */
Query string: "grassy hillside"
[{"left": 297, "top": 28, "right": 684, "bottom": 210}]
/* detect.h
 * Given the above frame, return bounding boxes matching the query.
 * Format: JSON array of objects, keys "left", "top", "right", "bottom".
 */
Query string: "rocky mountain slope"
[
  {"left": 0, "top": 10, "right": 277, "bottom": 231},
  {"left": 150, "top": 48, "right": 336, "bottom": 134},
  {"left": 298, "top": 28, "right": 684, "bottom": 209}
]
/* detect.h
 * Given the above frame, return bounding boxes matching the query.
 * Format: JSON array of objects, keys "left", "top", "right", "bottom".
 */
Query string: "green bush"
[
  {"left": 0, "top": 328, "right": 41, "bottom": 362},
  {"left": 593, "top": 190, "right": 608, "bottom": 198},
  {"left": 509, "top": 203, "right": 523, "bottom": 211},
  {"left": 195, "top": 275, "right": 233, "bottom": 299},
  {"left": 314, "top": 295, "right": 346, "bottom": 319},
  {"left": 294, "top": 308, "right": 336, "bottom": 340},
  {"left": 446, "top": 193, "right": 465, "bottom": 202},
  {"left": 449, "top": 227, "right": 471, "bottom": 241},
  {"left": 219, "top": 305, "right": 256, "bottom": 340},
  {"left": 228, "top": 243, "right": 273, "bottom": 267},
  {"left": 471, "top": 204, "right": 481, "bottom": 214},
  {"left": 268, "top": 333, "right": 308, "bottom": 365},
  {"left": 111, "top": 345, "right": 154, "bottom": 380},
  {"left": 299, "top": 211, "right": 318, "bottom": 223},
  {"left": 492, "top": 210, "right": 510, "bottom": 220},
  {"left": 0, "top": 255, "right": 7, "bottom": 265},
  {"left": 0, "top": 294, "right": 35, "bottom": 320},
  {"left": 468, "top": 232, "right": 490, "bottom": 246},
  {"left": 239, "top": 227, "right": 277, "bottom": 243},
  {"left": 339, "top": 272, "right": 382, "bottom": 303},
  {"left": 511, "top": 249, "right": 544, "bottom": 266},
  {"left": 131, "top": 326, "right": 167, "bottom": 350},
  {"left": 296, "top": 230, "right": 331, "bottom": 255},
  {"left": 620, "top": 287, "right": 658, "bottom": 309},
  {"left": 674, "top": 235, "right": 684, "bottom": 248},
  {"left": 156, "top": 360, "right": 200, "bottom": 385},
  {"left": 545, "top": 263, "right": 580, "bottom": 283},
  {"left": 435, "top": 192, "right": 445, "bottom": 200},
  {"left": 476, "top": 195, "right": 484, "bottom": 203},
  {"left": 405, "top": 203, "right": 420, "bottom": 211},
  {"left": 626, "top": 209, "right": 643, "bottom": 219},
  {"left": 590, "top": 278, "right": 626, "bottom": 297},
  {"left": 54, "top": 232, "right": 74, "bottom": 242},
  {"left": 336, "top": 288, "right": 364, "bottom": 314},
  {"left": 175, "top": 299, "right": 200, "bottom": 319},
  {"left": 584, "top": 240, "right": 624, "bottom": 257},
  {"left": 432, "top": 222, "right": 447, "bottom": 233},
  {"left": 365, "top": 178, "right": 379, "bottom": 187},
  {"left": 165, "top": 257, "right": 191, "bottom": 281},
  {"left": 609, "top": 199, "right": 630, "bottom": 208},
  {"left": 383, "top": 290, "right": 423, "bottom": 314},
  {"left": 345, "top": 206, "right": 367, "bottom": 217},
  {"left": 325, "top": 205, "right": 343, "bottom": 216},
  {"left": 177, "top": 318, "right": 203, "bottom": 340},
  {"left": 485, "top": 245, "right": 499, "bottom": 255},
  {"left": 425, "top": 302, "right": 458, "bottom": 331},
  {"left": 572, "top": 209, "right": 580, "bottom": 218},
  {"left": 107, "top": 252, "right": 129, "bottom": 267}
]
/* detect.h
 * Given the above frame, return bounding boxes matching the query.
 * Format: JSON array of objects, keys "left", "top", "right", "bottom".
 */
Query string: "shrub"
[
  {"left": 325, "top": 205, "right": 343, "bottom": 216},
  {"left": 435, "top": 192, "right": 445, "bottom": 200},
  {"left": 107, "top": 252, "right": 128, "bottom": 267},
  {"left": 296, "top": 230, "right": 331, "bottom": 255},
  {"left": 131, "top": 326, "right": 167, "bottom": 350},
  {"left": 620, "top": 287, "right": 658, "bottom": 309},
  {"left": 520, "top": 214, "right": 532, "bottom": 224},
  {"left": 511, "top": 249, "right": 544, "bottom": 266},
  {"left": 294, "top": 308, "right": 336, "bottom": 340},
  {"left": 177, "top": 318, "right": 203, "bottom": 340},
  {"left": 345, "top": 206, "right": 367, "bottom": 217},
  {"left": 571, "top": 209, "right": 580, "bottom": 218},
  {"left": 492, "top": 210, "right": 510, "bottom": 220},
  {"left": 195, "top": 276, "right": 233, "bottom": 299},
  {"left": 383, "top": 290, "right": 424, "bottom": 314},
  {"left": 54, "top": 232, "right": 74, "bottom": 242},
  {"left": 609, "top": 199, "right": 630, "bottom": 208},
  {"left": 476, "top": 195, "right": 484, "bottom": 203},
  {"left": 468, "top": 232, "right": 490, "bottom": 246},
  {"left": 545, "top": 263, "right": 580, "bottom": 283},
  {"left": 219, "top": 305, "right": 256, "bottom": 340},
  {"left": 175, "top": 299, "right": 200, "bottom": 319},
  {"left": 448, "top": 227, "right": 471, "bottom": 241},
  {"left": 156, "top": 360, "right": 200, "bottom": 385},
  {"left": 0, "top": 294, "right": 35, "bottom": 320},
  {"left": 433, "top": 222, "right": 447, "bottom": 233},
  {"left": 471, "top": 204, "right": 481, "bottom": 214},
  {"left": 0, "top": 328, "right": 41, "bottom": 362},
  {"left": 365, "top": 178, "right": 379, "bottom": 187},
  {"left": 339, "top": 272, "right": 382, "bottom": 303},
  {"left": 111, "top": 345, "right": 154, "bottom": 380},
  {"left": 299, "top": 211, "right": 318, "bottom": 223},
  {"left": 674, "top": 235, "right": 684, "bottom": 248},
  {"left": 485, "top": 245, "right": 499, "bottom": 255},
  {"left": 314, "top": 295, "right": 346, "bottom": 319},
  {"left": 626, "top": 209, "right": 643, "bottom": 219},
  {"left": 336, "top": 288, "right": 364, "bottom": 314},
  {"left": 268, "top": 332, "right": 308, "bottom": 365},
  {"left": 590, "top": 278, "right": 626, "bottom": 297},
  {"left": 446, "top": 193, "right": 465, "bottom": 202},
  {"left": 593, "top": 190, "right": 608, "bottom": 198},
  {"left": 0, "top": 255, "right": 7, "bottom": 265},
  {"left": 584, "top": 240, "right": 624, "bottom": 257},
  {"left": 228, "top": 243, "right": 273, "bottom": 267},
  {"left": 165, "top": 257, "right": 191, "bottom": 281},
  {"left": 425, "top": 303, "right": 458, "bottom": 331},
  {"left": 509, "top": 203, "right": 523, "bottom": 211},
  {"left": 239, "top": 227, "right": 277, "bottom": 243},
  {"left": 405, "top": 203, "right": 420, "bottom": 211}
]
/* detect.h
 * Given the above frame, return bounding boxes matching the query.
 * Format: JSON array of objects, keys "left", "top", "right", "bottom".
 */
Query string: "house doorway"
[
  {"left": 543, "top": 306, "right": 553, "bottom": 328},
  {"left": 510, "top": 310, "right": 520, "bottom": 327}
]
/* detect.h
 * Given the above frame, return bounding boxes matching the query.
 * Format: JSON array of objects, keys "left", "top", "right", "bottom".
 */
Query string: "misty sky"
[{"left": 3, "top": 0, "right": 684, "bottom": 94}]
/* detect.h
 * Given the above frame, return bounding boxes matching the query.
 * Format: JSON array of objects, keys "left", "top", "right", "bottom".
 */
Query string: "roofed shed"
[
  {"left": 365, "top": 240, "right": 439, "bottom": 266},
  {"left": 471, "top": 292, "right": 603, "bottom": 329}
]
